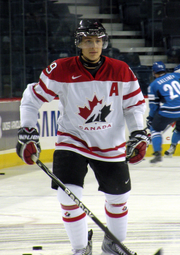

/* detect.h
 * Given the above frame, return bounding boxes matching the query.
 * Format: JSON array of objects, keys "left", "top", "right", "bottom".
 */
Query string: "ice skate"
[
  {"left": 101, "top": 235, "right": 136, "bottom": 255},
  {"left": 72, "top": 230, "right": 93, "bottom": 255},
  {"left": 164, "top": 144, "right": 176, "bottom": 157},
  {"left": 150, "top": 151, "right": 162, "bottom": 166}
]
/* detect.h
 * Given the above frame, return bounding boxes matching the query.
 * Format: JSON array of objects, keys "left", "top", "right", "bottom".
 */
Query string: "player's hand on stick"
[
  {"left": 126, "top": 130, "right": 149, "bottom": 164},
  {"left": 16, "top": 127, "right": 41, "bottom": 165}
]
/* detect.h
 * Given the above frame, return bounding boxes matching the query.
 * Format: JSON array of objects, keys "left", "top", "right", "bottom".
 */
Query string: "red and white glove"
[
  {"left": 126, "top": 130, "right": 150, "bottom": 164},
  {"left": 16, "top": 127, "right": 41, "bottom": 165}
]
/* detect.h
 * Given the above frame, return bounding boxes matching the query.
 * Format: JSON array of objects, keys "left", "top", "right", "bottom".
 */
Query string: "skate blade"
[
  {"left": 150, "top": 162, "right": 163, "bottom": 167},
  {"left": 164, "top": 154, "right": 173, "bottom": 158}
]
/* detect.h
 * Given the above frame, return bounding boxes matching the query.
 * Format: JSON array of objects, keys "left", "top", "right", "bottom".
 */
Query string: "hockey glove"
[
  {"left": 126, "top": 130, "right": 149, "bottom": 164},
  {"left": 146, "top": 116, "right": 153, "bottom": 129},
  {"left": 16, "top": 127, "right": 41, "bottom": 165}
]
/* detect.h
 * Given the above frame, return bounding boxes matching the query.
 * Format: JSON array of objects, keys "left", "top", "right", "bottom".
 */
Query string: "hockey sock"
[
  {"left": 57, "top": 185, "right": 88, "bottom": 250},
  {"left": 151, "top": 131, "right": 162, "bottom": 152},
  {"left": 172, "top": 129, "right": 180, "bottom": 145},
  {"left": 104, "top": 192, "right": 130, "bottom": 242}
]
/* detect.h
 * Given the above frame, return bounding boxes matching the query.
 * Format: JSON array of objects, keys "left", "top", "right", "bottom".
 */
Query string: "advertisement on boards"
[
  {"left": 0, "top": 99, "right": 59, "bottom": 151},
  {"left": 0, "top": 101, "right": 21, "bottom": 150}
]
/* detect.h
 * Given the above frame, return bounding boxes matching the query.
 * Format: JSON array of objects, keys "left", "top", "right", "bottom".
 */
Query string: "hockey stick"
[
  {"left": 162, "top": 121, "right": 176, "bottom": 134},
  {"left": 145, "top": 122, "right": 176, "bottom": 147},
  {"left": 146, "top": 121, "right": 176, "bottom": 136},
  {"left": 31, "top": 155, "right": 162, "bottom": 255}
]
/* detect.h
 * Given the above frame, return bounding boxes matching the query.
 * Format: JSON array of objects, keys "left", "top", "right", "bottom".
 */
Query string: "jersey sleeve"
[
  {"left": 148, "top": 81, "right": 160, "bottom": 118},
  {"left": 122, "top": 67, "right": 146, "bottom": 133},
  {"left": 20, "top": 60, "right": 61, "bottom": 128}
]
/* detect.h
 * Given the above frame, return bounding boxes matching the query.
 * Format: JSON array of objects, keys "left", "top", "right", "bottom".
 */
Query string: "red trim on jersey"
[
  {"left": 57, "top": 131, "right": 90, "bottom": 149},
  {"left": 32, "top": 84, "right": 48, "bottom": 102},
  {"left": 61, "top": 204, "right": 79, "bottom": 210},
  {"left": 55, "top": 142, "right": 126, "bottom": 159},
  {"left": 62, "top": 212, "right": 86, "bottom": 222},
  {"left": 43, "top": 56, "right": 137, "bottom": 83},
  {"left": 57, "top": 131, "right": 126, "bottom": 152},
  {"left": 39, "top": 79, "right": 57, "bottom": 97},
  {"left": 127, "top": 99, "right": 146, "bottom": 109},
  {"left": 105, "top": 207, "right": 128, "bottom": 218},
  {"left": 123, "top": 87, "right": 141, "bottom": 100}
]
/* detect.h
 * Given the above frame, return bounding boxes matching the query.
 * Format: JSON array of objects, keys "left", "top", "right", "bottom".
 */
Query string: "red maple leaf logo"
[{"left": 78, "top": 95, "right": 102, "bottom": 119}]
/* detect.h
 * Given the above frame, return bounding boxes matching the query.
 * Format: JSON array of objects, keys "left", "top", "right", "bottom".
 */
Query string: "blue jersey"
[{"left": 148, "top": 72, "right": 180, "bottom": 118}]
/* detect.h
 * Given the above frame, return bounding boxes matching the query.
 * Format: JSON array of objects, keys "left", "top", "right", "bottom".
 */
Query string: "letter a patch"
[{"left": 109, "top": 82, "right": 119, "bottom": 96}]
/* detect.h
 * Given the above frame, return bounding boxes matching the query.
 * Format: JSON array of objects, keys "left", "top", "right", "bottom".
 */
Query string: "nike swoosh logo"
[
  {"left": 125, "top": 179, "right": 129, "bottom": 184},
  {"left": 72, "top": 75, "right": 82, "bottom": 80}
]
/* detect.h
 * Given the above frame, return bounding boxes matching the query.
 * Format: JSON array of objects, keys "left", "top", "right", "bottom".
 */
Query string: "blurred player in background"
[
  {"left": 147, "top": 62, "right": 180, "bottom": 165},
  {"left": 164, "top": 64, "right": 180, "bottom": 157},
  {"left": 16, "top": 20, "right": 149, "bottom": 255}
]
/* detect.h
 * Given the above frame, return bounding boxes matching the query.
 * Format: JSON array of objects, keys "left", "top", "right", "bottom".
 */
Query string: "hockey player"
[
  {"left": 164, "top": 64, "right": 180, "bottom": 157},
  {"left": 16, "top": 20, "right": 148, "bottom": 255},
  {"left": 147, "top": 61, "right": 180, "bottom": 165}
]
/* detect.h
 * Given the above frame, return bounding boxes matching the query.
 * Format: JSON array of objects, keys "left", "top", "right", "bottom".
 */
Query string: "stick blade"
[{"left": 153, "top": 248, "right": 163, "bottom": 255}]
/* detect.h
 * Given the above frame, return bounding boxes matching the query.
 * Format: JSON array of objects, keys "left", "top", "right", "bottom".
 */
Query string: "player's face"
[{"left": 80, "top": 36, "right": 103, "bottom": 62}]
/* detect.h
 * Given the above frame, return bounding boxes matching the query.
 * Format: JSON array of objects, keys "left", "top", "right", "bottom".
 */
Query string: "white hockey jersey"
[{"left": 20, "top": 56, "right": 146, "bottom": 162}]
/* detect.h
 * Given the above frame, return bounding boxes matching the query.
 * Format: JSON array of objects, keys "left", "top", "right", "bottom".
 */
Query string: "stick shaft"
[
  {"left": 162, "top": 121, "right": 176, "bottom": 134},
  {"left": 146, "top": 121, "right": 176, "bottom": 135}
]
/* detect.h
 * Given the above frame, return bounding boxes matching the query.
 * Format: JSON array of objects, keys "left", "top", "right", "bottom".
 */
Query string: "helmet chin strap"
[{"left": 80, "top": 54, "right": 103, "bottom": 68}]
